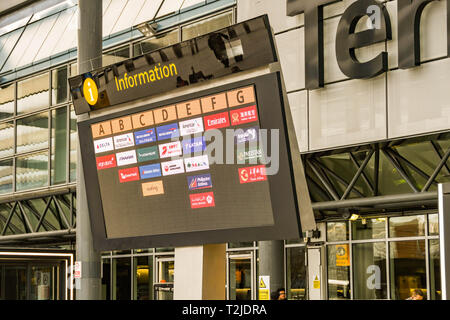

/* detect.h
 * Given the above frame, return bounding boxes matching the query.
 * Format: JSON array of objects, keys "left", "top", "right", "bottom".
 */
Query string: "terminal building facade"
[{"left": 0, "top": 0, "right": 447, "bottom": 300}]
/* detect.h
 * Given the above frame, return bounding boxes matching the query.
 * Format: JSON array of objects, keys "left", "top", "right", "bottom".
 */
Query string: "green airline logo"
[{"left": 137, "top": 146, "right": 159, "bottom": 162}]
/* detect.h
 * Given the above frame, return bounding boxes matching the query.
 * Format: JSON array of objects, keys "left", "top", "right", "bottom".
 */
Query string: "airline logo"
[
  {"left": 237, "top": 147, "right": 264, "bottom": 162},
  {"left": 157, "top": 123, "right": 180, "bottom": 141},
  {"left": 230, "top": 105, "right": 258, "bottom": 126},
  {"left": 184, "top": 155, "right": 209, "bottom": 173},
  {"left": 187, "top": 174, "right": 212, "bottom": 190},
  {"left": 182, "top": 137, "right": 206, "bottom": 154},
  {"left": 94, "top": 137, "right": 114, "bottom": 154},
  {"left": 116, "top": 150, "right": 137, "bottom": 166},
  {"left": 190, "top": 192, "right": 215, "bottom": 209},
  {"left": 179, "top": 117, "right": 204, "bottom": 136},
  {"left": 203, "top": 111, "right": 230, "bottom": 130},
  {"left": 114, "top": 133, "right": 135, "bottom": 149},
  {"left": 159, "top": 141, "right": 182, "bottom": 159},
  {"left": 235, "top": 127, "right": 259, "bottom": 144},
  {"left": 137, "top": 146, "right": 159, "bottom": 162},
  {"left": 134, "top": 128, "right": 156, "bottom": 145},
  {"left": 139, "top": 163, "right": 162, "bottom": 179},
  {"left": 142, "top": 180, "right": 164, "bottom": 197},
  {"left": 118, "top": 167, "right": 140, "bottom": 183},
  {"left": 161, "top": 159, "right": 185, "bottom": 176},
  {"left": 238, "top": 165, "right": 267, "bottom": 184},
  {"left": 96, "top": 154, "right": 116, "bottom": 170}
]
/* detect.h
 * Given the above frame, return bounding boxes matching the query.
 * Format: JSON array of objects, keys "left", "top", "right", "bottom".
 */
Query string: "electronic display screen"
[
  {"left": 91, "top": 85, "right": 274, "bottom": 238},
  {"left": 78, "top": 73, "right": 303, "bottom": 250}
]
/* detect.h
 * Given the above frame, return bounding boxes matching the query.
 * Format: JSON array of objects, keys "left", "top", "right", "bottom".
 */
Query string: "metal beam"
[
  {"left": 349, "top": 152, "right": 374, "bottom": 194},
  {"left": 312, "top": 191, "right": 438, "bottom": 211},
  {"left": 306, "top": 160, "right": 339, "bottom": 201},
  {"left": 383, "top": 149, "right": 419, "bottom": 193},
  {"left": 341, "top": 150, "right": 374, "bottom": 200},
  {"left": 423, "top": 147, "right": 450, "bottom": 192}
]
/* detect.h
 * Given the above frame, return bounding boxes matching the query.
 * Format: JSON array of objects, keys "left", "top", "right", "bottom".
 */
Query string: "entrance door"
[
  {"left": 30, "top": 263, "right": 60, "bottom": 300},
  {"left": 228, "top": 253, "right": 254, "bottom": 300},
  {"left": 154, "top": 256, "right": 174, "bottom": 300}
]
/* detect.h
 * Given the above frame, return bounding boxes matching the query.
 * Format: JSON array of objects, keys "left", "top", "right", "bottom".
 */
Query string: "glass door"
[
  {"left": 30, "top": 264, "right": 59, "bottom": 300},
  {"left": 228, "top": 253, "right": 254, "bottom": 300},
  {"left": 154, "top": 256, "right": 174, "bottom": 300}
]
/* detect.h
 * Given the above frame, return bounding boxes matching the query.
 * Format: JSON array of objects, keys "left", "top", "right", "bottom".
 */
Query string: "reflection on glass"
[
  {"left": 229, "top": 257, "right": 251, "bottom": 300},
  {"left": 0, "top": 84, "right": 15, "bottom": 120},
  {"left": 389, "top": 240, "right": 426, "bottom": 300},
  {"left": 70, "top": 107, "right": 77, "bottom": 182},
  {"left": 101, "top": 258, "right": 111, "bottom": 300},
  {"left": 157, "top": 259, "right": 174, "bottom": 283},
  {"left": 352, "top": 218, "right": 386, "bottom": 240},
  {"left": 52, "top": 67, "right": 68, "bottom": 105},
  {"left": 429, "top": 239, "right": 441, "bottom": 300},
  {"left": 182, "top": 11, "right": 233, "bottom": 41},
  {"left": 156, "top": 258, "right": 174, "bottom": 300},
  {"left": 112, "top": 257, "right": 131, "bottom": 300},
  {"left": 102, "top": 45, "right": 130, "bottom": 67},
  {"left": 133, "top": 30, "right": 179, "bottom": 57},
  {"left": 429, "top": 213, "right": 439, "bottom": 236},
  {"left": 0, "top": 121, "right": 14, "bottom": 157},
  {"left": 353, "top": 242, "right": 387, "bottom": 299},
  {"left": 30, "top": 266, "right": 55, "bottom": 300},
  {"left": 16, "top": 151, "right": 48, "bottom": 191},
  {"left": 17, "top": 112, "right": 48, "bottom": 153},
  {"left": 17, "top": 73, "right": 49, "bottom": 114},
  {"left": 2, "top": 265, "right": 27, "bottom": 299},
  {"left": 51, "top": 107, "right": 67, "bottom": 185},
  {"left": 327, "top": 245, "right": 351, "bottom": 300},
  {"left": 327, "top": 222, "right": 348, "bottom": 241},
  {"left": 0, "top": 159, "right": 13, "bottom": 194},
  {"left": 389, "top": 216, "right": 425, "bottom": 238},
  {"left": 134, "top": 256, "right": 153, "bottom": 300},
  {"left": 286, "top": 247, "right": 306, "bottom": 300}
]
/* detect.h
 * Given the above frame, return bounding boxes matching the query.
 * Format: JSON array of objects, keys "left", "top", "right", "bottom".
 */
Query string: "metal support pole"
[
  {"left": 258, "top": 240, "right": 284, "bottom": 299},
  {"left": 438, "top": 183, "right": 450, "bottom": 300},
  {"left": 76, "top": 0, "right": 102, "bottom": 300}
]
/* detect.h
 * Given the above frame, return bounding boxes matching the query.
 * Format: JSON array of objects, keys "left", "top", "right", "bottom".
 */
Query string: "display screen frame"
[{"left": 78, "top": 72, "right": 303, "bottom": 250}]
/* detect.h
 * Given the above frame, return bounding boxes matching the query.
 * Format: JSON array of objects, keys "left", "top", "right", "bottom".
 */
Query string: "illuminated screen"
[{"left": 90, "top": 85, "right": 275, "bottom": 239}]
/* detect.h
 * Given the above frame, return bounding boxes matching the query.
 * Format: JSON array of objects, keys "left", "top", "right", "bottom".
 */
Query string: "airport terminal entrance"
[{"left": 0, "top": 251, "right": 74, "bottom": 300}]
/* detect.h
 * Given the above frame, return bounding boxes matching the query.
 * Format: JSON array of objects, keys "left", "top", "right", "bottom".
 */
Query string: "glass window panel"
[
  {"left": 101, "top": 258, "right": 111, "bottom": 300},
  {"left": 352, "top": 218, "right": 386, "bottom": 240},
  {"left": 102, "top": 45, "right": 130, "bottom": 67},
  {"left": 327, "top": 245, "right": 351, "bottom": 299},
  {"left": 2, "top": 23, "right": 40, "bottom": 71},
  {"left": 111, "top": 0, "right": 146, "bottom": 35},
  {"left": 112, "top": 257, "right": 131, "bottom": 300},
  {"left": 429, "top": 239, "right": 441, "bottom": 300},
  {"left": 133, "top": 30, "right": 179, "bottom": 57},
  {"left": 0, "top": 121, "right": 14, "bottom": 157},
  {"left": 182, "top": 11, "right": 233, "bottom": 41},
  {"left": 134, "top": 255, "right": 153, "bottom": 300},
  {"left": 353, "top": 242, "right": 387, "bottom": 299},
  {"left": 103, "top": 0, "right": 128, "bottom": 37},
  {"left": 0, "top": 159, "right": 13, "bottom": 194},
  {"left": 156, "top": 0, "right": 183, "bottom": 18},
  {"left": 51, "top": 107, "right": 67, "bottom": 185},
  {"left": 286, "top": 246, "right": 306, "bottom": 300},
  {"left": 69, "top": 106, "right": 77, "bottom": 182},
  {"left": 17, "top": 73, "right": 49, "bottom": 115},
  {"left": 285, "top": 239, "right": 304, "bottom": 245},
  {"left": 157, "top": 260, "right": 174, "bottom": 283},
  {"left": 0, "top": 84, "right": 15, "bottom": 120},
  {"left": 229, "top": 257, "right": 251, "bottom": 300},
  {"left": 155, "top": 247, "right": 174, "bottom": 253},
  {"left": 228, "top": 242, "right": 254, "bottom": 249},
  {"left": 34, "top": 8, "right": 77, "bottom": 61},
  {"left": 181, "top": 0, "right": 205, "bottom": 11},
  {"left": 0, "top": 28, "right": 24, "bottom": 72},
  {"left": 17, "top": 112, "right": 49, "bottom": 153},
  {"left": 429, "top": 213, "right": 439, "bottom": 236},
  {"left": 327, "top": 222, "right": 348, "bottom": 241},
  {"left": 51, "top": 67, "right": 68, "bottom": 105},
  {"left": 389, "top": 215, "right": 425, "bottom": 238},
  {"left": 389, "top": 240, "right": 426, "bottom": 300},
  {"left": 50, "top": 9, "right": 77, "bottom": 56},
  {"left": 16, "top": 151, "right": 49, "bottom": 191},
  {"left": 133, "top": 0, "right": 163, "bottom": 26}
]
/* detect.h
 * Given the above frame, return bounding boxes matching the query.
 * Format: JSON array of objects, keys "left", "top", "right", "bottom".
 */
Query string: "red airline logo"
[
  {"left": 203, "top": 112, "right": 230, "bottom": 130},
  {"left": 230, "top": 105, "right": 258, "bottom": 126},
  {"left": 238, "top": 165, "right": 267, "bottom": 184},
  {"left": 189, "top": 192, "right": 215, "bottom": 209},
  {"left": 118, "top": 167, "right": 140, "bottom": 183},
  {"left": 96, "top": 154, "right": 116, "bottom": 170}
]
